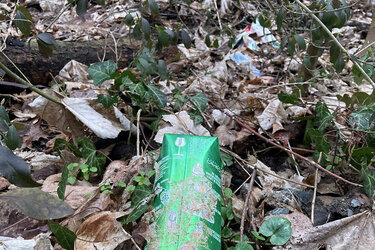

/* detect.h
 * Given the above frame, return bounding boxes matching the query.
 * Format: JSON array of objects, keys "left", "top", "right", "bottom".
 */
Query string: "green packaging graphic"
[{"left": 147, "top": 134, "right": 222, "bottom": 249}]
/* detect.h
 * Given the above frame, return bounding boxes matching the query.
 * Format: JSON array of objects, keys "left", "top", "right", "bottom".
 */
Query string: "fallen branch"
[{"left": 225, "top": 112, "right": 362, "bottom": 187}]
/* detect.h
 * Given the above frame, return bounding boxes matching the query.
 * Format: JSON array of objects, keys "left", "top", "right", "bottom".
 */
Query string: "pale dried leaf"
[
  {"left": 113, "top": 107, "right": 138, "bottom": 134},
  {"left": 58, "top": 60, "right": 89, "bottom": 82},
  {"left": 154, "top": 111, "right": 210, "bottom": 143},
  {"left": 62, "top": 97, "right": 120, "bottom": 139},
  {"left": 281, "top": 211, "right": 375, "bottom": 250},
  {"left": 214, "top": 125, "right": 236, "bottom": 148},
  {"left": 29, "top": 94, "right": 85, "bottom": 141},
  {"left": 257, "top": 99, "right": 287, "bottom": 131}
]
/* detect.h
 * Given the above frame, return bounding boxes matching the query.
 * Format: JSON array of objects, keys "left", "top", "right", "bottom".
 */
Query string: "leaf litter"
[{"left": 1, "top": 0, "right": 375, "bottom": 249}]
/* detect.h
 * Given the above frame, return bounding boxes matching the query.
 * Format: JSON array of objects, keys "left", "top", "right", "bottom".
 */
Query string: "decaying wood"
[{"left": 1, "top": 38, "right": 139, "bottom": 85}]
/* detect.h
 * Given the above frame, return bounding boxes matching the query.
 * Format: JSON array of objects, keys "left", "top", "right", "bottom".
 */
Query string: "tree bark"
[{"left": 1, "top": 38, "right": 139, "bottom": 85}]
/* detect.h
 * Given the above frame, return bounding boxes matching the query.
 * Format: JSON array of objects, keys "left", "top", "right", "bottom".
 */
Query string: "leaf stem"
[{"left": 294, "top": 0, "right": 375, "bottom": 87}]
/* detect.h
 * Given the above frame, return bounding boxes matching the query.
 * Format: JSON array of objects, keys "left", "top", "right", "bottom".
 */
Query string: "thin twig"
[
  {"left": 240, "top": 168, "right": 257, "bottom": 242},
  {"left": 130, "top": 237, "right": 142, "bottom": 250},
  {"left": 288, "top": 141, "right": 301, "bottom": 176},
  {"left": 213, "top": 0, "right": 222, "bottom": 30},
  {"left": 136, "top": 109, "right": 142, "bottom": 156},
  {"left": 294, "top": 0, "right": 375, "bottom": 88},
  {"left": 0, "top": 217, "right": 28, "bottom": 234},
  {"left": 311, "top": 167, "right": 319, "bottom": 224},
  {"left": 225, "top": 112, "right": 362, "bottom": 187}
]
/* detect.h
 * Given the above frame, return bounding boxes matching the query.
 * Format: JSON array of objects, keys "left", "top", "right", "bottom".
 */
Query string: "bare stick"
[
  {"left": 240, "top": 168, "right": 257, "bottom": 242},
  {"left": 311, "top": 167, "right": 319, "bottom": 224}
]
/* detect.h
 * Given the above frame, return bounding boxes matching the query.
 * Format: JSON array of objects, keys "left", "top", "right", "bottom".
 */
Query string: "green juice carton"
[{"left": 147, "top": 134, "right": 222, "bottom": 249}]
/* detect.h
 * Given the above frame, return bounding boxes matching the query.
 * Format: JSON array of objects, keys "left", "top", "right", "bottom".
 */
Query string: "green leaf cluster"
[{"left": 0, "top": 106, "right": 22, "bottom": 150}]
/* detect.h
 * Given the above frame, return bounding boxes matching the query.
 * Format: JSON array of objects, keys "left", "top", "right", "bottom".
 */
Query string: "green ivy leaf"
[
  {"left": 4, "top": 125, "right": 22, "bottom": 150},
  {"left": 259, "top": 216, "right": 292, "bottom": 246},
  {"left": 224, "top": 188, "right": 233, "bottom": 198},
  {"left": 36, "top": 33, "right": 58, "bottom": 57},
  {"left": 222, "top": 227, "right": 233, "bottom": 238},
  {"left": 314, "top": 102, "right": 334, "bottom": 131},
  {"left": 48, "top": 221, "right": 77, "bottom": 250},
  {"left": 149, "top": 0, "right": 159, "bottom": 15},
  {"left": 350, "top": 147, "right": 375, "bottom": 169},
  {"left": 226, "top": 202, "right": 234, "bottom": 221},
  {"left": 205, "top": 34, "right": 211, "bottom": 47},
  {"left": 276, "top": 8, "right": 286, "bottom": 31},
  {"left": 0, "top": 145, "right": 41, "bottom": 187},
  {"left": 54, "top": 139, "right": 82, "bottom": 158},
  {"left": 147, "top": 83, "right": 167, "bottom": 107},
  {"left": 311, "top": 27, "right": 323, "bottom": 45},
  {"left": 220, "top": 151, "right": 233, "bottom": 167},
  {"left": 307, "top": 128, "right": 330, "bottom": 153},
  {"left": 77, "top": 137, "right": 106, "bottom": 175},
  {"left": 349, "top": 104, "right": 375, "bottom": 130},
  {"left": 189, "top": 110, "right": 203, "bottom": 125},
  {"left": 320, "top": 5, "right": 338, "bottom": 29},
  {"left": 330, "top": 41, "right": 341, "bottom": 65},
  {"left": 278, "top": 92, "right": 298, "bottom": 104},
  {"left": 14, "top": 6, "right": 32, "bottom": 37},
  {"left": 158, "top": 29, "right": 169, "bottom": 47},
  {"left": 97, "top": 94, "right": 118, "bottom": 109},
  {"left": 293, "top": 34, "right": 306, "bottom": 50},
  {"left": 0, "top": 187, "right": 74, "bottom": 220},
  {"left": 190, "top": 92, "right": 209, "bottom": 111},
  {"left": 121, "top": 194, "right": 154, "bottom": 224},
  {"left": 287, "top": 37, "right": 295, "bottom": 56},
  {"left": 76, "top": 0, "right": 88, "bottom": 16},
  {"left": 57, "top": 165, "right": 69, "bottom": 200},
  {"left": 360, "top": 166, "right": 375, "bottom": 197},
  {"left": 124, "top": 13, "right": 134, "bottom": 26},
  {"left": 303, "top": 57, "right": 312, "bottom": 69},
  {"left": 131, "top": 184, "right": 152, "bottom": 206},
  {"left": 213, "top": 39, "right": 219, "bottom": 49},
  {"left": 132, "top": 23, "right": 142, "bottom": 40},
  {"left": 137, "top": 57, "right": 152, "bottom": 76},
  {"left": 88, "top": 60, "right": 117, "bottom": 86},
  {"left": 0, "top": 105, "right": 10, "bottom": 123},
  {"left": 258, "top": 12, "right": 271, "bottom": 28},
  {"left": 158, "top": 59, "right": 167, "bottom": 80},
  {"left": 141, "top": 18, "right": 151, "bottom": 38},
  {"left": 180, "top": 29, "right": 191, "bottom": 48}
]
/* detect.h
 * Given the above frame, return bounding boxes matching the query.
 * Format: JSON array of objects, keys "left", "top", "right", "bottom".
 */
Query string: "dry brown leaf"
[
  {"left": 75, "top": 211, "right": 131, "bottom": 250},
  {"left": 28, "top": 93, "right": 85, "bottom": 142},
  {"left": 154, "top": 111, "right": 210, "bottom": 143},
  {"left": 281, "top": 210, "right": 375, "bottom": 250},
  {"left": 20, "top": 123, "right": 49, "bottom": 148}
]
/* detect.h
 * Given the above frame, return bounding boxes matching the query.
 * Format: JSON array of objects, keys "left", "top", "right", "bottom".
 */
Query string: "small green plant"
[
  {"left": 133, "top": 170, "right": 155, "bottom": 186},
  {"left": 258, "top": 216, "right": 292, "bottom": 246},
  {"left": 221, "top": 186, "right": 237, "bottom": 241},
  {"left": 66, "top": 163, "right": 98, "bottom": 184},
  {"left": 99, "top": 181, "right": 135, "bottom": 194}
]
